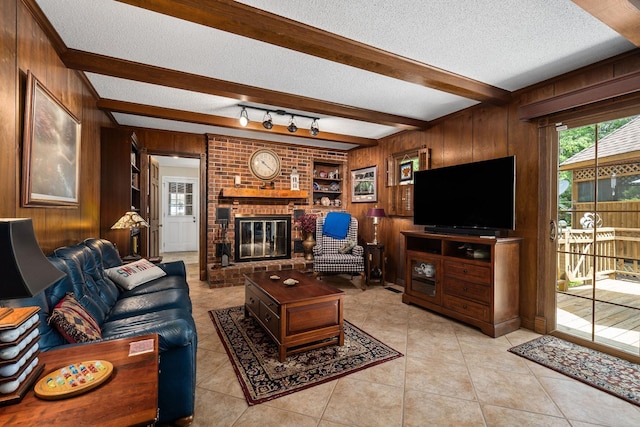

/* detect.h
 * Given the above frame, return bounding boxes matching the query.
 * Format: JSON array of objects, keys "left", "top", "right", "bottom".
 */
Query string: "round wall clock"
[{"left": 249, "top": 149, "right": 281, "bottom": 181}]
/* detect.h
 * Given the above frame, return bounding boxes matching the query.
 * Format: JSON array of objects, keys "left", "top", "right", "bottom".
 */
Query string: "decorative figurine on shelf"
[
  {"left": 290, "top": 167, "right": 299, "bottom": 191},
  {"left": 415, "top": 262, "right": 435, "bottom": 278}
]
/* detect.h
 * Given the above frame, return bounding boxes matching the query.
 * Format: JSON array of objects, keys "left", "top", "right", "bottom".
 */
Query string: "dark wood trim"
[
  {"left": 199, "top": 151, "right": 207, "bottom": 282},
  {"left": 97, "top": 99, "right": 377, "bottom": 146},
  {"left": 62, "top": 50, "right": 427, "bottom": 130},
  {"left": 572, "top": 0, "right": 640, "bottom": 47},
  {"left": 220, "top": 188, "right": 309, "bottom": 199},
  {"left": 518, "top": 70, "right": 640, "bottom": 120},
  {"left": 116, "top": 0, "right": 511, "bottom": 105}
]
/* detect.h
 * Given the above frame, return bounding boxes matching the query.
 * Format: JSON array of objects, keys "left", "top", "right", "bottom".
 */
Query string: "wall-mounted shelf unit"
[
  {"left": 312, "top": 160, "right": 344, "bottom": 208},
  {"left": 100, "top": 128, "right": 144, "bottom": 258}
]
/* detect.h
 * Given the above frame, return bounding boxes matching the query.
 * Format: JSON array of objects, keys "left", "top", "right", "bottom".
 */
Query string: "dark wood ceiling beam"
[
  {"left": 518, "top": 70, "right": 640, "bottom": 120},
  {"left": 572, "top": 0, "right": 640, "bottom": 47},
  {"left": 97, "top": 99, "right": 377, "bottom": 146},
  {"left": 115, "top": 0, "right": 511, "bottom": 104},
  {"left": 62, "top": 49, "right": 427, "bottom": 130}
]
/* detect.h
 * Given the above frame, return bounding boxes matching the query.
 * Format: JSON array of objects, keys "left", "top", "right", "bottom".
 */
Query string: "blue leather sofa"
[{"left": 1, "top": 238, "right": 197, "bottom": 425}]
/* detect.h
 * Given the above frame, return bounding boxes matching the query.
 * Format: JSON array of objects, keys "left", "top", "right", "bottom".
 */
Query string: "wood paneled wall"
[
  {"left": 0, "top": 0, "right": 111, "bottom": 254},
  {"left": 134, "top": 128, "right": 207, "bottom": 156},
  {"left": 349, "top": 49, "right": 640, "bottom": 331},
  {"left": 4, "top": 0, "right": 640, "bottom": 331}
]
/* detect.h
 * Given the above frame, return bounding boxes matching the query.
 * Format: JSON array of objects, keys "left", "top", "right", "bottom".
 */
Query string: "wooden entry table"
[
  {"left": 0, "top": 334, "right": 159, "bottom": 427},
  {"left": 245, "top": 271, "right": 344, "bottom": 362}
]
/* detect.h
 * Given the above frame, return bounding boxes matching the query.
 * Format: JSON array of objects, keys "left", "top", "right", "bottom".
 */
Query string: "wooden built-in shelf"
[{"left": 221, "top": 188, "right": 309, "bottom": 199}]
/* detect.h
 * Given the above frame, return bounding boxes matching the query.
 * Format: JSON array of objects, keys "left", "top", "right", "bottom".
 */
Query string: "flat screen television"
[{"left": 413, "top": 156, "right": 515, "bottom": 236}]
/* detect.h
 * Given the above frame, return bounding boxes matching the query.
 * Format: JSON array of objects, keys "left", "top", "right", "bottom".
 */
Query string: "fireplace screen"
[{"left": 234, "top": 215, "right": 291, "bottom": 262}]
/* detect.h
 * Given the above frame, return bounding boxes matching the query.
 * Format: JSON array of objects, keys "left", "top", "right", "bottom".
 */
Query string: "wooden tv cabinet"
[{"left": 401, "top": 231, "right": 522, "bottom": 337}]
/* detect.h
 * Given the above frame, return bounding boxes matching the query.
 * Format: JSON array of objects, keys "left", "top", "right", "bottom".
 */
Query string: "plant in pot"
[{"left": 296, "top": 213, "right": 317, "bottom": 260}]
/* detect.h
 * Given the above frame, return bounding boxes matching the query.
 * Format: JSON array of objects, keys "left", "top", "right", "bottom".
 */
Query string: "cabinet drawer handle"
[
  {"left": 249, "top": 297, "right": 255, "bottom": 304},
  {"left": 463, "top": 304, "right": 468, "bottom": 309},
  {"left": 264, "top": 314, "right": 271, "bottom": 322},
  {"left": 463, "top": 287, "right": 468, "bottom": 292},
  {"left": 463, "top": 268, "right": 468, "bottom": 274},
  {"left": 267, "top": 302, "right": 275, "bottom": 307}
]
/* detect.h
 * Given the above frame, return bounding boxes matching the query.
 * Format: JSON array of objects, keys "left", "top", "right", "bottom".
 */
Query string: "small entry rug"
[
  {"left": 509, "top": 335, "right": 640, "bottom": 406},
  {"left": 209, "top": 306, "right": 403, "bottom": 405}
]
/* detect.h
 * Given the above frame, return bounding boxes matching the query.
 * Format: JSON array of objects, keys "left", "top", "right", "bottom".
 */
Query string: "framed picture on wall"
[
  {"left": 22, "top": 71, "right": 81, "bottom": 207},
  {"left": 399, "top": 161, "right": 413, "bottom": 182},
  {"left": 351, "top": 165, "right": 377, "bottom": 203}
]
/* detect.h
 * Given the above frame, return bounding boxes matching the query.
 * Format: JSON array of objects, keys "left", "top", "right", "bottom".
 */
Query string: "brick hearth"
[{"left": 207, "top": 258, "right": 313, "bottom": 288}]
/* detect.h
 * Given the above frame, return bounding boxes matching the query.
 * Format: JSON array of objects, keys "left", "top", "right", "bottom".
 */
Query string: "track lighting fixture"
[
  {"left": 310, "top": 119, "right": 319, "bottom": 136},
  {"left": 239, "top": 107, "right": 249, "bottom": 127},
  {"left": 237, "top": 104, "right": 319, "bottom": 136},
  {"left": 262, "top": 112, "right": 273, "bottom": 129},
  {"left": 287, "top": 116, "right": 298, "bottom": 133}
]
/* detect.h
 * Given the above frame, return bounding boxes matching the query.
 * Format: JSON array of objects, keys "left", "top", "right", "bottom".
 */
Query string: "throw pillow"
[
  {"left": 49, "top": 293, "right": 102, "bottom": 344},
  {"left": 338, "top": 240, "right": 357, "bottom": 254},
  {"left": 105, "top": 258, "right": 166, "bottom": 290}
]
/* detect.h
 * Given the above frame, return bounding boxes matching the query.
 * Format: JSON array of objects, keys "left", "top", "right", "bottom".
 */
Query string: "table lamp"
[
  {"left": 0, "top": 218, "right": 66, "bottom": 404},
  {"left": 367, "top": 207, "right": 386, "bottom": 245},
  {"left": 0, "top": 218, "right": 66, "bottom": 316},
  {"left": 111, "top": 211, "right": 149, "bottom": 261}
]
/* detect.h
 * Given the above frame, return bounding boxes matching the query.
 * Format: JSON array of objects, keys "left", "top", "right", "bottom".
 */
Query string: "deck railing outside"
[
  {"left": 557, "top": 200, "right": 640, "bottom": 289},
  {"left": 557, "top": 226, "right": 640, "bottom": 290}
]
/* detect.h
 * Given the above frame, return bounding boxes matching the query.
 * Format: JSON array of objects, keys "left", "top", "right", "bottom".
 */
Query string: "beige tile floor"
[{"left": 169, "top": 253, "right": 640, "bottom": 426}]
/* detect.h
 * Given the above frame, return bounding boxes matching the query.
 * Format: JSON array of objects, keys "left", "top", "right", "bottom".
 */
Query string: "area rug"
[
  {"left": 509, "top": 335, "right": 640, "bottom": 406},
  {"left": 209, "top": 305, "right": 403, "bottom": 405}
]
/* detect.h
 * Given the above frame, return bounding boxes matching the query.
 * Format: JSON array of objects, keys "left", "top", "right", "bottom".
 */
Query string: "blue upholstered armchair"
[{"left": 312, "top": 215, "right": 365, "bottom": 289}]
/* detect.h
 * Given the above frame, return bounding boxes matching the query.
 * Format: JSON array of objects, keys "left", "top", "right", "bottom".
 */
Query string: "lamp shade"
[
  {"left": 111, "top": 211, "right": 149, "bottom": 229},
  {"left": 367, "top": 208, "right": 386, "bottom": 218},
  {"left": 0, "top": 218, "right": 66, "bottom": 299}
]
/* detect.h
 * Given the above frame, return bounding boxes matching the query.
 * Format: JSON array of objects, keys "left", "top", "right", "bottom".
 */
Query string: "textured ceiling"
[
  {"left": 237, "top": 0, "right": 629, "bottom": 90},
  {"left": 33, "top": 0, "right": 637, "bottom": 150}
]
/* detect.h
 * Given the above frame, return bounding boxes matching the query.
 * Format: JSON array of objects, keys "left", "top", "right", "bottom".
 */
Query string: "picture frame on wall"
[
  {"left": 351, "top": 165, "right": 377, "bottom": 203},
  {"left": 22, "top": 71, "right": 81, "bottom": 207},
  {"left": 399, "top": 161, "right": 413, "bottom": 183}
]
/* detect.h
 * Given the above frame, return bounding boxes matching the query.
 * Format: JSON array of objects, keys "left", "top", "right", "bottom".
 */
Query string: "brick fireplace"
[
  {"left": 234, "top": 214, "right": 291, "bottom": 262},
  {"left": 206, "top": 134, "right": 347, "bottom": 287}
]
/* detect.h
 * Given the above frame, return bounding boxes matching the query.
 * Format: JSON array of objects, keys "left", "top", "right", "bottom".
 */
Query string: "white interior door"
[{"left": 162, "top": 176, "right": 198, "bottom": 252}]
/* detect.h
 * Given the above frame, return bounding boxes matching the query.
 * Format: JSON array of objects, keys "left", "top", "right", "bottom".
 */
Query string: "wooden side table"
[
  {"left": 0, "top": 334, "right": 159, "bottom": 427},
  {"left": 365, "top": 243, "right": 385, "bottom": 286}
]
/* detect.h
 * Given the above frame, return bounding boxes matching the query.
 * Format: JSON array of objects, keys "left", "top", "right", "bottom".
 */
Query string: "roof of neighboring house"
[{"left": 560, "top": 116, "right": 640, "bottom": 168}]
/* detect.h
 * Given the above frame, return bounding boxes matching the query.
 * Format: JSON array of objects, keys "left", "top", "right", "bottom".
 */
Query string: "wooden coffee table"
[
  {"left": 0, "top": 334, "right": 159, "bottom": 427},
  {"left": 244, "top": 270, "right": 344, "bottom": 362}
]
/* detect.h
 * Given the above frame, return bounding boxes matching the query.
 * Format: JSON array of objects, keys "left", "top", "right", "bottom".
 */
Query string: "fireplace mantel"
[{"left": 221, "top": 188, "right": 308, "bottom": 199}]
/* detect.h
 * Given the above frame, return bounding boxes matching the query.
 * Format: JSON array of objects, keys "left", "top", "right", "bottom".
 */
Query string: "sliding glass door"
[{"left": 555, "top": 115, "right": 640, "bottom": 356}]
